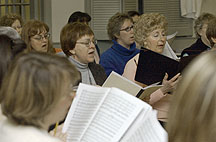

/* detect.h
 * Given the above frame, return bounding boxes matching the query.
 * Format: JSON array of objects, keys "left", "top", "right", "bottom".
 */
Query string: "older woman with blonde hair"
[
  {"left": 123, "top": 13, "right": 180, "bottom": 126},
  {"left": 21, "top": 20, "right": 54, "bottom": 53},
  {"left": 167, "top": 51, "right": 216, "bottom": 142},
  {"left": 0, "top": 52, "right": 80, "bottom": 142}
]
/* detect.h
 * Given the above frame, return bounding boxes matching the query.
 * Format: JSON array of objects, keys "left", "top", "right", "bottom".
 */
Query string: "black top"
[{"left": 181, "top": 38, "right": 210, "bottom": 58}]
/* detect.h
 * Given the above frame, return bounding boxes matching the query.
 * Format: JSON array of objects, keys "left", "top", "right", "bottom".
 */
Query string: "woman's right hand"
[{"left": 160, "top": 73, "right": 180, "bottom": 94}]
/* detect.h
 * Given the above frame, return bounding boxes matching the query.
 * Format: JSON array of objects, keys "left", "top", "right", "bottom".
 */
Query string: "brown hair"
[
  {"left": 107, "top": 12, "right": 133, "bottom": 40},
  {"left": 167, "top": 51, "right": 216, "bottom": 142},
  {"left": 206, "top": 18, "right": 216, "bottom": 47},
  {"left": 0, "top": 13, "right": 23, "bottom": 27},
  {"left": 21, "top": 20, "right": 54, "bottom": 53},
  {"left": 60, "top": 22, "right": 94, "bottom": 56},
  {"left": 0, "top": 52, "right": 80, "bottom": 128}
]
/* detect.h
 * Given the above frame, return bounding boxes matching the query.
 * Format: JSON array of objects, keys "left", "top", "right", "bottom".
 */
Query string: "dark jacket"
[
  {"left": 89, "top": 62, "right": 107, "bottom": 86},
  {"left": 181, "top": 38, "right": 210, "bottom": 58}
]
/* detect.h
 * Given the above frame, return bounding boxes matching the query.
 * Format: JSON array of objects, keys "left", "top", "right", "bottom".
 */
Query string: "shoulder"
[
  {"left": 100, "top": 48, "right": 115, "bottom": 58},
  {"left": 56, "top": 51, "right": 66, "bottom": 57},
  {"left": 127, "top": 53, "right": 139, "bottom": 64},
  {"left": 0, "top": 120, "right": 61, "bottom": 142}
]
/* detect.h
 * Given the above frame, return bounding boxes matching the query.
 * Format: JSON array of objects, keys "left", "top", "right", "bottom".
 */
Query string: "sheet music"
[
  {"left": 124, "top": 111, "right": 168, "bottom": 142},
  {"left": 80, "top": 88, "right": 146, "bottom": 142},
  {"left": 63, "top": 84, "right": 167, "bottom": 142},
  {"left": 63, "top": 84, "right": 110, "bottom": 142}
]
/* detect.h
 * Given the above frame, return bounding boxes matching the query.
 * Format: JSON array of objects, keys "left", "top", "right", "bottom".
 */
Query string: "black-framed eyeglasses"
[
  {"left": 32, "top": 33, "right": 50, "bottom": 41},
  {"left": 76, "top": 39, "right": 97, "bottom": 47},
  {"left": 120, "top": 25, "right": 134, "bottom": 32}
]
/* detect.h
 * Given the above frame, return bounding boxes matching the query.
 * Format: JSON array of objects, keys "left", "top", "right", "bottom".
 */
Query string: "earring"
[{"left": 143, "top": 41, "right": 147, "bottom": 47}]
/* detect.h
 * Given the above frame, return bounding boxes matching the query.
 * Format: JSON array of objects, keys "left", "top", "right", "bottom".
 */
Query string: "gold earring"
[{"left": 144, "top": 42, "right": 147, "bottom": 45}]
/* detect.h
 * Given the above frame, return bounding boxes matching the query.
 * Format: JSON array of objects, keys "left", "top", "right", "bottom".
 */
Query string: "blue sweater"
[{"left": 100, "top": 40, "right": 139, "bottom": 76}]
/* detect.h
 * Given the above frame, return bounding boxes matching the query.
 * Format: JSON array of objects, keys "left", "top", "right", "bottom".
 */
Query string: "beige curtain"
[{"left": 180, "top": 0, "right": 203, "bottom": 19}]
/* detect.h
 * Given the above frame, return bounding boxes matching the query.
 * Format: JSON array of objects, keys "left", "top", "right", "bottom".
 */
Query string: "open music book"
[
  {"left": 63, "top": 83, "right": 167, "bottom": 142},
  {"left": 135, "top": 48, "right": 196, "bottom": 85},
  {"left": 102, "top": 71, "right": 163, "bottom": 100}
]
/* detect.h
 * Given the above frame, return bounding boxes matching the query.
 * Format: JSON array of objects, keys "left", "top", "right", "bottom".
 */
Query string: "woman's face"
[
  {"left": 116, "top": 19, "right": 135, "bottom": 49},
  {"left": 30, "top": 29, "right": 49, "bottom": 52},
  {"left": 71, "top": 35, "right": 95, "bottom": 64},
  {"left": 11, "top": 19, "right": 22, "bottom": 35},
  {"left": 145, "top": 28, "right": 166, "bottom": 53}
]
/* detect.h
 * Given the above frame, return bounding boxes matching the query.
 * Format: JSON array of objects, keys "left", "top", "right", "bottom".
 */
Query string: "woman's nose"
[{"left": 90, "top": 41, "right": 96, "bottom": 49}]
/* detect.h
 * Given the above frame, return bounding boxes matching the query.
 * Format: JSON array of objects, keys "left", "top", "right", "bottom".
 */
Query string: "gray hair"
[{"left": 0, "top": 26, "right": 20, "bottom": 40}]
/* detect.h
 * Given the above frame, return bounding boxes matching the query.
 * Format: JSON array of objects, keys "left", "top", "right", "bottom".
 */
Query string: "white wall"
[
  {"left": 201, "top": 0, "right": 216, "bottom": 15},
  {"left": 51, "top": 0, "right": 84, "bottom": 43}
]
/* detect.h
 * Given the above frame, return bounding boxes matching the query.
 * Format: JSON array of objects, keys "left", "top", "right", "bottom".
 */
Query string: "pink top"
[{"left": 122, "top": 54, "right": 171, "bottom": 122}]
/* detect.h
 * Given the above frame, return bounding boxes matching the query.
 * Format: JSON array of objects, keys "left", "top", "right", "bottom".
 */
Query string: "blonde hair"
[
  {"left": 21, "top": 20, "right": 54, "bottom": 53},
  {"left": 134, "top": 13, "right": 168, "bottom": 47},
  {"left": 167, "top": 51, "right": 216, "bottom": 142},
  {"left": 0, "top": 52, "right": 80, "bottom": 128}
]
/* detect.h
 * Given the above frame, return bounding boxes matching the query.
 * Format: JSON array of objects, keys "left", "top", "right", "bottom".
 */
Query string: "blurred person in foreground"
[
  {"left": 0, "top": 52, "right": 80, "bottom": 142},
  {"left": 167, "top": 51, "right": 216, "bottom": 142}
]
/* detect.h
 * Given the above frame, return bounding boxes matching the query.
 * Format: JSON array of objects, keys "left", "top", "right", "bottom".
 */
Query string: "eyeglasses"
[
  {"left": 32, "top": 33, "right": 50, "bottom": 41},
  {"left": 76, "top": 39, "right": 97, "bottom": 47},
  {"left": 120, "top": 25, "right": 134, "bottom": 32}
]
